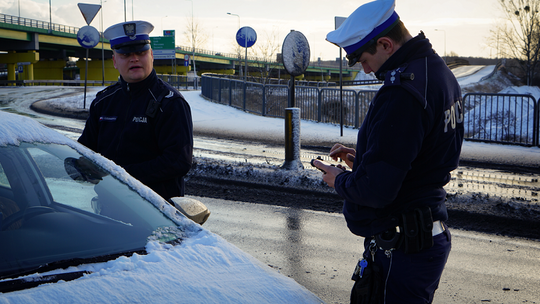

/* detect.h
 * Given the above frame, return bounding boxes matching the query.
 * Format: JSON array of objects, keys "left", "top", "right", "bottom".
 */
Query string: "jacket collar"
[
  {"left": 120, "top": 69, "right": 157, "bottom": 94},
  {"left": 375, "top": 32, "right": 434, "bottom": 80}
]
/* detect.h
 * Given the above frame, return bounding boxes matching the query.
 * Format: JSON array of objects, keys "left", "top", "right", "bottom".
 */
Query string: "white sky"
[{"left": 1, "top": 0, "right": 502, "bottom": 60}]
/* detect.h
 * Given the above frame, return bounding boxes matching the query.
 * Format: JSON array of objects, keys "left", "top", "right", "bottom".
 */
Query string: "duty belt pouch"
[
  {"left": 401, "top": 206, "right": 434, "bottom": 254},
  {"left": 350, "top": 244, "right": 383, "bottom": 304}
]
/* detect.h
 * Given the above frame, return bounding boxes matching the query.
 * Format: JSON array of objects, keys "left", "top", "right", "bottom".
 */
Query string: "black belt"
[{"left": 374, "top": 220, "right": 445, "bottom": 252}]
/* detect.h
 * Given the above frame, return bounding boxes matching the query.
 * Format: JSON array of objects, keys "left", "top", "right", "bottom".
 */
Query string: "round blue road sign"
[
  {"left": 236, "top": 26, "right": 257, "bottom": 48},
  {"left": 77, "top": 26, "right": 100, "bottom": 49}
]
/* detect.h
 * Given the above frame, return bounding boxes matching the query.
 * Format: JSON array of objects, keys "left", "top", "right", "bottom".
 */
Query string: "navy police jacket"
[
  {"left": 334, "top": 33, "right": 464, "bottom": 237},
  {"left": 78, "top": 69, "right": 193, "bottom": 200}
]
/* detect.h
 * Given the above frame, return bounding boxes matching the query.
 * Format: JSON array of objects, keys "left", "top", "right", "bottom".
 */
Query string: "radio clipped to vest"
[{"left": 145, "top": 89, "right": 170, "bottom": 118}]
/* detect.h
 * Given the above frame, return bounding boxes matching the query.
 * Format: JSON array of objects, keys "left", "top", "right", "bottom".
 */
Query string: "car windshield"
[{"left": 0, "top": 142, "right": 181, "bottom": 279}]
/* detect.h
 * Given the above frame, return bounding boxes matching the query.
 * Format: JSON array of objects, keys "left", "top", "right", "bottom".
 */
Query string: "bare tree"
[
  {"left": 492, "top": 0, "right": 540, "bottom": 85},
  {"left": 183, "top": 16, "right": 208, "bottom": 76},
  {"left": 230, "top": 42, "right": 244, "bottom": 78},
  {"left": 251, "top": 29, "right": 282, "bottom": 84}
]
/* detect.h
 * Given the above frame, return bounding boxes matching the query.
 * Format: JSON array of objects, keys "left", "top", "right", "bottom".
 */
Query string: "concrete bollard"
[{"left": 282, "top": 107, "right": 304, "bottom": 170}]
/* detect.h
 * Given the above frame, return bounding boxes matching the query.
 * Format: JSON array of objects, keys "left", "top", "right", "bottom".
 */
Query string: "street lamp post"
[
  {"left": 435, "top": 29, "right": 446, "bottom": 64},
  {"left": 227, "top": 12, "right": 240, "bottom": 29},
  {"left": 227, "top": 12, "right": 241, "bottom": 78},
  {"left": 161, "top": 16, "right": 168, "bottom": 33},
  {"left": 100, "top": 0, "right": 105, "bottom": 85},
  {"left": 186, "top": 0, "right": 197, "bottom": 77},
  {"left": 49, "top": 0, "right": 52, "bottom": 33}
]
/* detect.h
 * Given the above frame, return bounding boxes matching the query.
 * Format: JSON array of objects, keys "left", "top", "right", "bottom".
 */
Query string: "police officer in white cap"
[
  {"left": 313, "top": 0, "right": 463, "bottom": 303},
  {"left": 79, "top": 21, "right": 193, "bottom": 201}
]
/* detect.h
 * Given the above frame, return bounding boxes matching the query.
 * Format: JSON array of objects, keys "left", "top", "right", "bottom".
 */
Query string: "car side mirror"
[
  {"left": 64, "top": 157, "right": 108, "bottom": 184},
  {"left": 169, "top": 197, "right": 210, "bottom": 225}
]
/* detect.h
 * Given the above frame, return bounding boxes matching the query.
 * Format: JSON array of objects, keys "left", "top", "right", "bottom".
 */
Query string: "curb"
[{"left": 30, "top": 100, "right": 89, "bottom": 120}]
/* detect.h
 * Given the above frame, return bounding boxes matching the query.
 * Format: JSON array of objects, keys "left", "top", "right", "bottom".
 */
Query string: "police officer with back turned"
[
  {"left": 312, "top": 0, "right": 464, "bottom": 303},
  {"left": 78, "top": 20, "right": 193, "bottom": 200}
]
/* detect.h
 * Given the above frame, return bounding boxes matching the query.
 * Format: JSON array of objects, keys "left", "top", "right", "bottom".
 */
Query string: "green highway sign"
[
  {"left": 150, "top": 36, "right": 176, "bottom": 59},
  {"left": 150, "top": 36, "right": 175, "bottom": 50}
]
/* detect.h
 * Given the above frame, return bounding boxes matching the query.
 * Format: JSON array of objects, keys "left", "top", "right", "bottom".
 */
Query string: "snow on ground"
[
  {"left": 501, "top": 85, "right": 540, "bottom": 100},
  {"left": 454, "top": 65, "right": 495, "bottom": 85},
  {"left": 2, "top": 67, "right": 539, "bottom": 170},
  {"left": 3, "top": 78, "right": 539, "bottom": 193}
]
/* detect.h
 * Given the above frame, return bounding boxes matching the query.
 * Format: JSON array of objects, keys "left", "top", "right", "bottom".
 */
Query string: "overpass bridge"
[{"left": 0, "top": 14, "right": 359, "bottom": 84}]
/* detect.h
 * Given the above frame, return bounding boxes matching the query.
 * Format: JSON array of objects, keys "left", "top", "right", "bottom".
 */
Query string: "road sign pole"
[
  {"left": 244, "top": 40, "right": 247, "bottom": 82},
  {"left": 281, "top": 30, "right": 310, "bottom": 171},
  {"left": 84, "top": 48, "right": 89, "bottom": 109}
]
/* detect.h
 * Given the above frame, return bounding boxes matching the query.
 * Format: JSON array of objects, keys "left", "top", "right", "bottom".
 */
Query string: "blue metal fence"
[
  {"left": 201, "top": 74, "right": 378, "bottom": 128},
  {"left": 462, "top": 93, "right": 539, "bottom": 146},
  {"left": 201, "top": 74, "right": 540, "bottom": 147}
]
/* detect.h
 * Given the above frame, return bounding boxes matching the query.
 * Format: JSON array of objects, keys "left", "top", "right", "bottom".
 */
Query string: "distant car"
[{"left": 0, "top": 111, "right": 323, "bottom": 303}]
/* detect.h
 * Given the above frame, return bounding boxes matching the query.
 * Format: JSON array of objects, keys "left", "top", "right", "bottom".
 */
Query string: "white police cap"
[
  {"left": 104, "top": 20, "right": 154, "bottom": 54},
  {"left": 326, "top": 0, "right": 399, "bottom": 67}
]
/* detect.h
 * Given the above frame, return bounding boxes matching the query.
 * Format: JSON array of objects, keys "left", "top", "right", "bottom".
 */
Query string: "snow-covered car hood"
[
  {"left": 0, "top": 111, "right": 324, "bottom": 303},
  {"left": 1, "top": 231, "right": 323, "bottom": 304}
]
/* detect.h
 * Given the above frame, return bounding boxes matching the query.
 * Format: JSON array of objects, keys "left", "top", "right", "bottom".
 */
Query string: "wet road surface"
[{"left": 198, "top": 196, "right": 540, "bottom": 304}]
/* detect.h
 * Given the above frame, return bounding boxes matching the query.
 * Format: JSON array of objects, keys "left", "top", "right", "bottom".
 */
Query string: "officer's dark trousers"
[{"left": 366, "top": 226, "right": 451, "bottom": 304}]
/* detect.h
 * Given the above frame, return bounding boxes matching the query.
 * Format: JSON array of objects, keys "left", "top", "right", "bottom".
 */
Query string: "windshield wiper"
[
  {"left": 0, "top": 249, "right": 146, "bottom": 293},
  {"left": 0, "top": 270, "right": 90, "bottom": 293}
]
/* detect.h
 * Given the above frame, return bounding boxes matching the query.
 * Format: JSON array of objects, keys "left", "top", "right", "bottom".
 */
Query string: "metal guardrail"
[
  {"left": 202, "top": 74, "right": 540, "bottom": 147},
  {"left": 201, "top": 74, "right": 378, "bottom": 128},
  {"left": 463, "top": 93, "right": 539, "bottom": 146},
  {"left": 0, "top": 75, "right": 199, "bottom": 90},
  {"left": 156, "top": 74, "right": 199, "bottom": 90},
  {"left": 340, "top": 79, "right": 383, "bottom": 86},
  {"left": 0, "top": 14, "right": 79, "bottom": 35},
  {"left": 0, "top": 80, "right": 116, "bottom": 86}
]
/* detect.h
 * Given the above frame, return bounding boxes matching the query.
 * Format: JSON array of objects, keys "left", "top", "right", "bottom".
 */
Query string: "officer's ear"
[
  {"left": 378, "top": 37, "right": 393, "bottom": 52},
  {"left": 112, "top": 50, "right": 118, "bottom": 69}
]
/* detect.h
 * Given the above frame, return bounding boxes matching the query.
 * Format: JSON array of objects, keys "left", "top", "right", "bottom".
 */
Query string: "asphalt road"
[{"left": 198, "top": 196, "right": 540, "bottom": 304}]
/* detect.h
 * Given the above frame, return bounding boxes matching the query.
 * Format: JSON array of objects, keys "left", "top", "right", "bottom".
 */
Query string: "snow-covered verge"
[
  {"left": 185, "top": 153, "right": 540, "bottom": 240},
  {"left": 188, "top": 157, "right": 331, "bottom": 192},
  {"left": 459, "top": 65, "right": 521, "bottom": 94}
]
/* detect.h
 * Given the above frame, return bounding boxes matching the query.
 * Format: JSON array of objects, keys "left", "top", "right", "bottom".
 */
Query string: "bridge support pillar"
[
  {"left": 77, "top": 58, "right": 118, "bottom": 83},
  {"left": 34, "top": 60, "right": 65, "bottom": 80},
  {"left": 6, "top": 63, "right": 16, "bottom": 86},
  {"left": 0, "top": 51, "right": 39, "bottom": 85}
]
